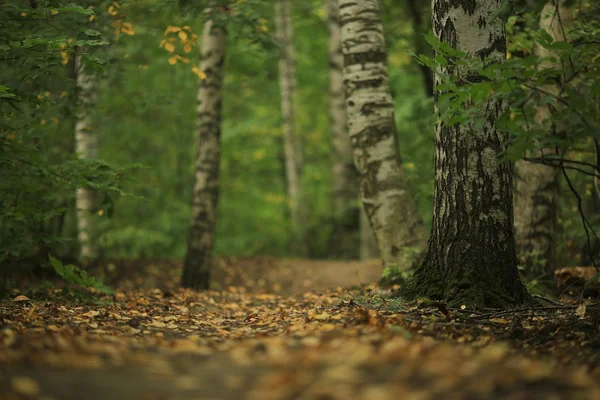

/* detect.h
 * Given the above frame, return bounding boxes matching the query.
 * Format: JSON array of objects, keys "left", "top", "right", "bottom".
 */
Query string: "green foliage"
[
  {"left": 48, "top": 254, "right": 113, "bottom": 295},
  {"left": 0, "top": 1, "right": 129, "bottom": 273},
  {"left": 413, "top": 2, "right": 600, "bottom": 266},
  {"left": 90, "top": 0, "right": 434, "bottom": 259}
]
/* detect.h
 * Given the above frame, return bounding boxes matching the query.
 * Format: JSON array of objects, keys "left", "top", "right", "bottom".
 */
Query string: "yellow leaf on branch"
[
  {"left": 120, "top": 22, "right": 134, "bottom": 36},
  {"left": 164, "top": 25, "right": 181, "bottom": 35},
  {"left": 183, "top": 43, "right": 192, "bottom": 54},
  {"left": 191, "top": 66, "right": 207, "bottom": 80},
  {"left": 168, "top": 56, "right": 178, "bottom": 65},
  {"left": 164, "top": 42, "right": 175, "bottom": 53},
  {"left": 178, "top": 31, "right": 188, "bottom": 41}
]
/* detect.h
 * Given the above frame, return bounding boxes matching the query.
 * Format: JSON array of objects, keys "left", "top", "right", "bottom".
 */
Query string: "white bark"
[
  {"left": 74, "top": 54, "right": 98, "bottom": 260},
  {"left": 340, "top": 0, "right": 427, "bottom": 269},
  {"left": 181, "top": 20, "right": 226, "bottom": 289},
  {"left": 406, "top": 0, "right": 527, "bottom": 308},
  {"left": 327, "top": 0, "right": 360, "bottom": 258}
]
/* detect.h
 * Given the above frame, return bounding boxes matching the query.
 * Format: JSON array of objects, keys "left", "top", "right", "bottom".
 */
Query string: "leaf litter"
[{"left": 0, "top": 257, "right": 599, "bottom": 399}]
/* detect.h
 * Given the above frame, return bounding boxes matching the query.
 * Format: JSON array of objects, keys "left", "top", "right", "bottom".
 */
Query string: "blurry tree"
[
  {"left": 181, "top": 12, "right": 227, "bottom": 289},
  {"left": 325, "top": 0, "right": 359, "bottom": 259},
  {"left": 514, "top": 0, "right": 573, "bottom": 294},
  {"left": 340, "top": 0, "right": 427, "bottom": 270},
  {"left": 0, "top": 1, "right": 124, "bottom": 279},
  {"left": 276, "top": 0, "right": 307, "bottom": 256},
  {"left": 74, "top": 53, "right": 99, "bottom": 260},
  {"left": 404, "top": 0, "right": 433, "bottom": 96},
  {"left": 404, "top": 0, "right": 528, "bottom": 308}
]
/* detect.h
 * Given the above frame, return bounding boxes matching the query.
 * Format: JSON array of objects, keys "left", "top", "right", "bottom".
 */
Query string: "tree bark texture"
[
  {"left": 405, "top": 0, "right": 528, "bottom": 308},
  {"left": 327, "top": 0, "right": 360, "bottom": 259},
  {"left": 74, "top": 54, "right": 98, "bottom": 260},
  {"left": 276, "top": 0, "right": 307, "bottom": 256},
  {"left": 181, "top": 20, "right": 226, "bottom": 290},
  {"left": 514, "top": 1, "right": 573, "bottom": 292},
  {"left": 360, "top": 206, "right": 379, "bottom": 259},
  {"left": 340, "top": 0, "right": 428, "bottom": 270}
]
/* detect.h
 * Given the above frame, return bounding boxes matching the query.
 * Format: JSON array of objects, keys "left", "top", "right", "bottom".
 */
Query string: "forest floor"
[{"left": 1, "top": 257, "right": 600, "bottom": 400}]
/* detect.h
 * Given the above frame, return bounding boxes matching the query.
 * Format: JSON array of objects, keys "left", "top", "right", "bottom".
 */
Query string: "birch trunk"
[
  {"left": 326, "top": 0, "right": 360, "bottom": 259},
  {"left": 276, "top": 0, "right": 307, "bottom": 256},
  {"left": 181, "top": 20, "right": 226, "bottom": 290},
  {"left": 74, "top": 54, "right": 98, "bottom": 260},
  {"left": 340, "top": 0, "right": 428, "bottom": 269},
  {"left": 404, "top": 0, "right": 528, "bottom": 308},
  {"left": 360, "top": 207, "right": 379, "bottom": 259},
  {"left": 514, "top": 1, "right": 573, "bottom": 293}
]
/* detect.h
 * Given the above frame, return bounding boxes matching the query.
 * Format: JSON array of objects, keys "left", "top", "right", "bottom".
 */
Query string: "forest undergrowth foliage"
[
  {"left": 409, "top": 0, "right": 600, "bottom": 277},
  {"left": 0, "top": 2, "right": 135, "bottom": 285}
]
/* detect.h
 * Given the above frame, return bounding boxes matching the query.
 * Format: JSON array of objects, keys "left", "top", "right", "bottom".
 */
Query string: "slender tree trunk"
[
  {"left": 275, "top": 0, "right": 307, "bottom": 256},
  {"left": 406, "top": 0, "right": 434, "bottom": 97},
  {"left": 181, "top": 20, "right": 226, "bottom": 290},
  {"left": 514, "top": 1, "right": 573, "bottom": 293},
  {"left": 340, "top": 0, "right": 428, "bottom": 270},
  {"left": 74, "top": 54, "right": 98, "bottom": 260},
  {"left": 326, "top": 0, "right": 360, "bottom": 259},
  {"left": 403, "top": 0, "right": 528, "bottom": 308}
]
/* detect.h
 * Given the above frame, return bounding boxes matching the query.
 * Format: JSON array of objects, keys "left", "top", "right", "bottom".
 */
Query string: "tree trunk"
[
  {"left": 514, "top": 1, "right": 573, "bottom": 293},
  {"left": 360, "top": 207, "right": 379, "bottom": 259},
  {"left": 275, "top": 0, "right": 307, "bottom": 256},
  {"left": 339, "top": 0, "right": 428, "bottom": 270},
  {"left": 403, "top": 0, "right": 528, "bottom": 309},
  {"left": 326, "top": 0, "right": 360, "bottom": 259},
  {"left": 406, "top": 0, "right": 434, "bottom": 97},
  {"left": 181, "top": 20, "right": 226, "bottom": 290},
  {"left": 74, "top": 54, "right": 98, "bottom": 260}
]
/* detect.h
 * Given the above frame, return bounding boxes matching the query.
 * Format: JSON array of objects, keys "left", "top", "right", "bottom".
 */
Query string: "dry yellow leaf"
[
  {"left": 184, "top": 43, "right": 193, "bottom": 54},
  {"left": 178, "top": 31, "right": 188, "bottom": 41},
  {"left": 191, "top": 66, "right": 207, "bottom": 79},
  {"left": 11, "top": 377, "right": 40, "bottom": 396},
  {"left": 164, "top": 42, "right": 175, "bottom": 53},
  {"left": 120, "top": 22, "right": 134, "bottom": 36},
  {"left": 164, "top": 25, "right": 181, "bottom": 35},
  {"left": 89, "top": 15, "right": 95, "bottom": 22},
  {"left": 168, "top": 56, "right": 178, "bottom": 65}
]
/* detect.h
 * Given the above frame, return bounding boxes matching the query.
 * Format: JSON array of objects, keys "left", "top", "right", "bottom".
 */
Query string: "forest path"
[{"left": 1, "top": 259, "right": 599, "bottom": 399}]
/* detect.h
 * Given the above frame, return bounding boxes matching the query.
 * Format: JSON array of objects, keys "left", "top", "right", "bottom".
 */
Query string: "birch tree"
[
  {"left": 326, "top": 0, "right": 360, "bottom": 259},
  {"left": 74, "top": 53, "right": 98, "bottom": 260},
  {"left": 404, "top": 0, "right": 528, "bottom": 308},
  {"left": 275, "top": 0, "right": 307, "bottom": 255},
  {"left": 514, "top": 1, "right": 573, "bottom": 292},
  {"left": 340, "top": 0, "right": 427, "bottom": 269},
  {"left": 181, "top": 19, "right": 226, "bottom": 290}
]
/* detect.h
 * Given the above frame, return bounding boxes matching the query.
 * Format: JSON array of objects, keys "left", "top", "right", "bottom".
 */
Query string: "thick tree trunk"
[
  {"left": 275, "top": 0, "right": 307, "bottom": 256},
  {"left": 74, "top": 54, "right": 98, "bottom": 260},
  {"left": 514, "top": 1, "right": 573, "bottom": 293},
  {"left": 181, "top": 20, "right": 226, "bottom": 290},
  {"left": 326, "top": 0, "right": 360, "bottom": 259},
  {"left": 340, "top": 0, "right": 428, "bottom": 270},
  {"left": 403, "top": 0, "right": 528, "bottom": 308},
  {"left": 360, "top": 207, "right": 379, "bottom": 259}
]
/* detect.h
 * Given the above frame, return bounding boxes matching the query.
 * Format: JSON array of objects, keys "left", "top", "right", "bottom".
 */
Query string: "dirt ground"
[{"left": 1, "top": 258, "right": 599, "bottom": 400}]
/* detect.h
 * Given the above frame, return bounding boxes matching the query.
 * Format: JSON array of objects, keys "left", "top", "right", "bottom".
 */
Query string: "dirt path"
[{"left": 1, "top": 258, "right": 599, "bottom": 399}]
